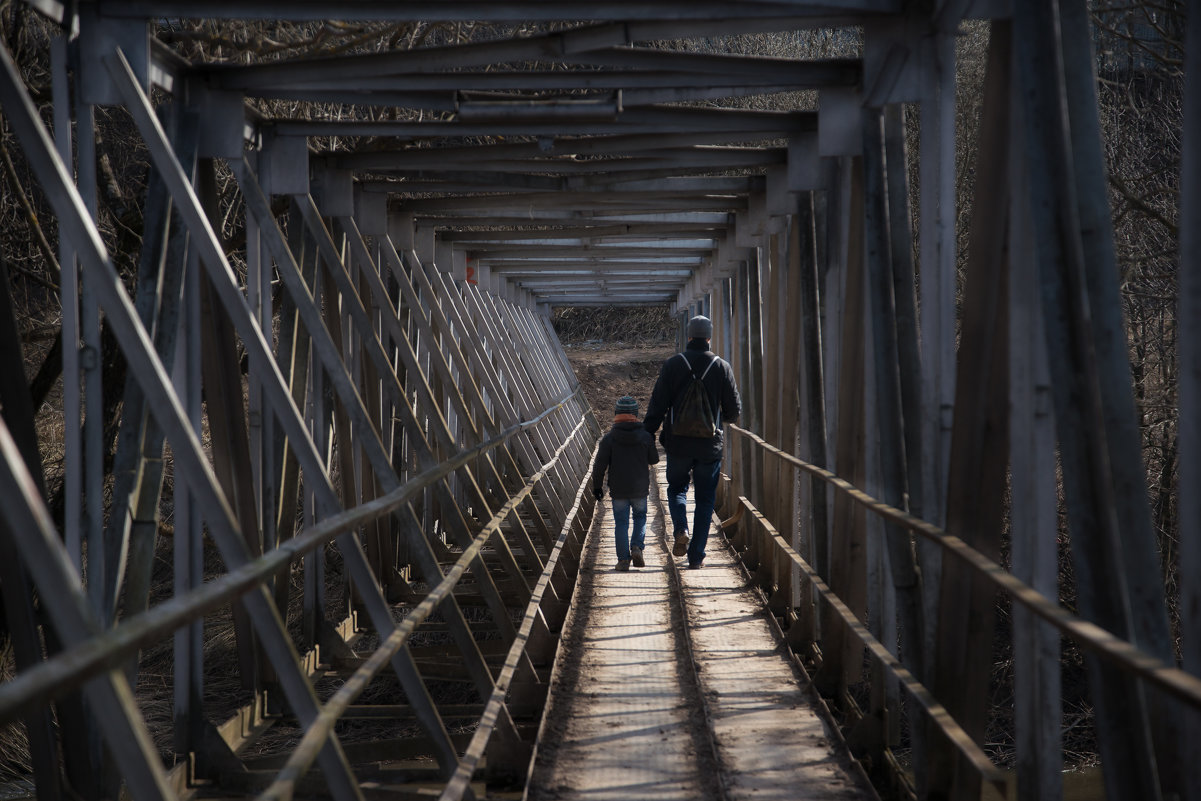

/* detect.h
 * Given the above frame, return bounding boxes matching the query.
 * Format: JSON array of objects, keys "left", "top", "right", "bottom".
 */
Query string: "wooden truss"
[{"left": 0, "top": 1, "right": 1198, "bottom": 800}]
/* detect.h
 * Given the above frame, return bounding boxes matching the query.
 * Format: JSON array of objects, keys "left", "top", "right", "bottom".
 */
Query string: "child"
[{"left": 592, "top": 395, "right": 660, "bottom": 571}]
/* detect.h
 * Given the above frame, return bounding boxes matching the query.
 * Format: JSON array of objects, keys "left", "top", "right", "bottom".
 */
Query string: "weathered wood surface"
[{"left": 0, "top": 2, "right": 1195, "bottom": 800}]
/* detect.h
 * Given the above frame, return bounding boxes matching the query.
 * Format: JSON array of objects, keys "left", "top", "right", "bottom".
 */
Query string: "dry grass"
[{"left": 552, "top": 305, "right": 675, "bottom": 346}]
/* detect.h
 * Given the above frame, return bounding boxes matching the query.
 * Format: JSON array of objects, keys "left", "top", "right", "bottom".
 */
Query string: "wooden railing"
[{"left": 723, "top": 423, "right": 1201, "bottom": 799}]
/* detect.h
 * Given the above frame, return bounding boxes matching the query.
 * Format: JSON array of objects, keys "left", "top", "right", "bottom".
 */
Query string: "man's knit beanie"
[{"left": 687, "top": 315, "right": 713, "bottom": 338}]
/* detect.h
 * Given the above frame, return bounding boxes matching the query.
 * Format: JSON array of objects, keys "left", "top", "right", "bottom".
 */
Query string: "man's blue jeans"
[
  {"left": 665, "top": 453, "right": 722, "bottom": 565},
  {"left": 611, "top": 497, "right": 648, "bottom": 561}
]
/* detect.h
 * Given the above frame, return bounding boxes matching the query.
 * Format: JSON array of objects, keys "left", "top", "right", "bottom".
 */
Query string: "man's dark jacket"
[
  {"left": 592, "top": 421, "right": 660, "bottom": 499},
  {"left": 644, "top": 340, "right": 741, "bottom": 461}
]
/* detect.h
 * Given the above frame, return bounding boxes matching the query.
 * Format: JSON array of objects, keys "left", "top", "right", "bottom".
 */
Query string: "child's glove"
[{"left": 593, "top": 487, "right": 604, "bottom": 500}]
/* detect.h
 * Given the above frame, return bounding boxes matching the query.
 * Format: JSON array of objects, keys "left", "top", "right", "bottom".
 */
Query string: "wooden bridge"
[{"left": 0, "top": 1, "right": 1199, "bottom": 799}]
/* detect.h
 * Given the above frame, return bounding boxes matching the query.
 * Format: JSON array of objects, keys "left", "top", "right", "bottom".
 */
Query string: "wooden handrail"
[
  {"left": 726, "top": 423, "right": 1201, "bottom": 710},
  {"left": 0, "top": 394, "right": 583, "bottom": 726},
  {"left": 735, "top": 495, "right": 1008, "bottom": 794},
  {"left": 259, "top": 416, "right": 592, "bottom": 801}
]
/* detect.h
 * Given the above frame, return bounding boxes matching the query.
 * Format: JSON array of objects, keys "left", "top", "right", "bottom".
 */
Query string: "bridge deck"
[{"left": 529, "top": 463, "right": 871, "bottom": 801}]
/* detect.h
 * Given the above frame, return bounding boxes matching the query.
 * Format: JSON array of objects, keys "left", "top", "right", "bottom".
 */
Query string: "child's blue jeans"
[{"left": 611, "top": 497, "right": 648, "bottom": 561}]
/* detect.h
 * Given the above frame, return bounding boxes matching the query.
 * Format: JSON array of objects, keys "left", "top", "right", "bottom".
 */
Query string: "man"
[{"left": 644, "top": 314, "right": 741, "bottom": 569}]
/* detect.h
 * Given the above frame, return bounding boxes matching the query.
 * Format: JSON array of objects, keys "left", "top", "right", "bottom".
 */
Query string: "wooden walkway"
[{"left": 529, "top": 464, "right": 871, "bottom": 801}]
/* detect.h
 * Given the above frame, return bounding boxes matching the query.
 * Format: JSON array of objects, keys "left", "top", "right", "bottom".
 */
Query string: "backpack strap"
[{"left": 675, "top": 351, "right": 716, "bottom": 380}]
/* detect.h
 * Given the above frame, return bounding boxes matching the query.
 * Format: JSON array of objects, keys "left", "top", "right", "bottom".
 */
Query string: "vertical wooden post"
[
  {"left": 863, "top": 107, "right": 927, "bottom": 780},
  {"left": 732, "top": 264, "right": 753, "bottom": 515},
  {"left": 796, "top": 193, "right": 827, "bottom": 646},
  {"left": 77, "top": 103, "right": 106, "bottom": 625},
  {"left": 1008, "top": 55, "right": 1063, "bottom": 801},
  {"left": 43, "top": 43, "right": 94, "bottom": 785},
  {"left": 173, "top": 245, "right": 205, "bottom": 764},
  {"left": 778, "top": 221, "right": 803, "bottom": 614},
  {"left": 819, "top": 159, "right": 866, "bottom": 699},
  {"left": 1181, "top": 3, "right": 1201, "bottom": 797},
  {"left": 928, "top": 26, "right": 1013, "bottom": 797},
  {"left": 1057, "top": 2, "right": 1183, "bottom": 791},
  {"left": 745, "top": 248, "right": 766, "bottom": 527},
  {"left": 0, "top": 258, "right": 63, "bottom": 800},
  {"left": 761, "top": 231, "right": 783, "bottom": 603},
  {"left": 883, "top": 104, "right": 923, "bottom": 524},
  {"left": 1013, "top": 2, "right": 1161, "bottom": 797},
  {"left": 917, "top": 24, "right": 957, "bottom": 672}
]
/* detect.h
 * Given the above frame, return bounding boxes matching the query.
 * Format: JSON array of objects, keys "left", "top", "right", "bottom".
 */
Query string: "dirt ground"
[{"left": 563, "top": 344, "right": 675, "bottom": 424}]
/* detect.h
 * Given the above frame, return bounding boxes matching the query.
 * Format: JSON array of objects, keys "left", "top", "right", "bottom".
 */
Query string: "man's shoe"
[
  {"left": 688, "top": 561, "right": 704, "bottom": 570},
  {"left": 672, "top": 532, "right": 690, "bottom": 557},
  {"left": 631, "top": 547, "right": 645, "bottom": 568},
  {"left": 617, "top": 560, "right": 630, "bottom": 572}
]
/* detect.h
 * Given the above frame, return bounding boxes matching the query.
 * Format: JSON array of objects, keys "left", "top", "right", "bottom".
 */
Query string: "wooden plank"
[
  {"left": 1180, "top": 2, "right": 1201, "bottom": 797},
  {"left": 819, "top": 158, "right": 866, "bottom": 697},
  {"left": 1011, "top": 3, "right": 1162, "bottom": 798},
  {"left": 0, "top": 260, "right": 63, "bottom": 799},
  {"left": 198, "top": 161, "right": 263, "bottom": 690},
  {"left": 1007, "top": 68, "right": 1063, "bottom": 801},
  {"left": 779, "top": 219, "right": 803, "bottom": 612},
  {"left": 916, "top": 26, "right": 956, "bottom": 674},
  {"left": 101, "top": 160, "right": 172, "bottom": 624},
  {"left": 114, "top": 128, "right": 194, "bottom": 644},
  {"left": 77, "top": 103, "right": 106, "bottom": 624},
  {"left": 173, "top": 246, "right": 205, "bottom": 762},
  {"left": 272, "top": 211, "right": 317, "bottom": 620},
  {"left": 762, "top": 230, "right": 785, "bottom": 608},
  {"left": 927, "top": 27, "right": 1012, "bottom": 797},
  {"left": 0, "top": 418, "right": 174, "bottom": 800},
  {"left": 438, "top": 444, "right": 594, "bottom": 798},
  {"left": 744, "top": 247, "right": 766, "bottom": 566},
  {"left": 862, "top": 107, "right": 923, "bottom": 687},
  {"left": 795, "top": 193, "right": 827, "bottom": 649},
  {"left": 1057, "top": 2, "right": 1183, "bottom": 792},
  {"left": 883, "top": 104, "right": 923, "bottom": 525},
  {"left": 862, "top": 111, "right": 915, "bottom": 763}
]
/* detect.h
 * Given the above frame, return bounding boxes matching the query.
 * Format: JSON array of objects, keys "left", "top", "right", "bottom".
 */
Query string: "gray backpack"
[{"left": 671, "top": 353, "right": 718, "bottom": 438}]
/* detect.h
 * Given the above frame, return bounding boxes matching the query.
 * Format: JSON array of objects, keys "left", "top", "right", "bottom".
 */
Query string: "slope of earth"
[{"left": 563, "top": 344, "right": 675, "bottom": 423}]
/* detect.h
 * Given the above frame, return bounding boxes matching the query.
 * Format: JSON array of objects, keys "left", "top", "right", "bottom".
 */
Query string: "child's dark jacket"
[{"left": 592, "top": 421, "right": 659, "bottom": 499}]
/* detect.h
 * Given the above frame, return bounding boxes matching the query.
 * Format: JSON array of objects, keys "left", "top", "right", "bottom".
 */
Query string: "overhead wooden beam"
[
  {"left": 274, "top": 107, "right": 816, "bottom": 139},
  {"left": 99, "top": 0, "right": 900, "bottom": 22},
  {"left": 214, "top": 57, "right": 857, "bottom": 93}
]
